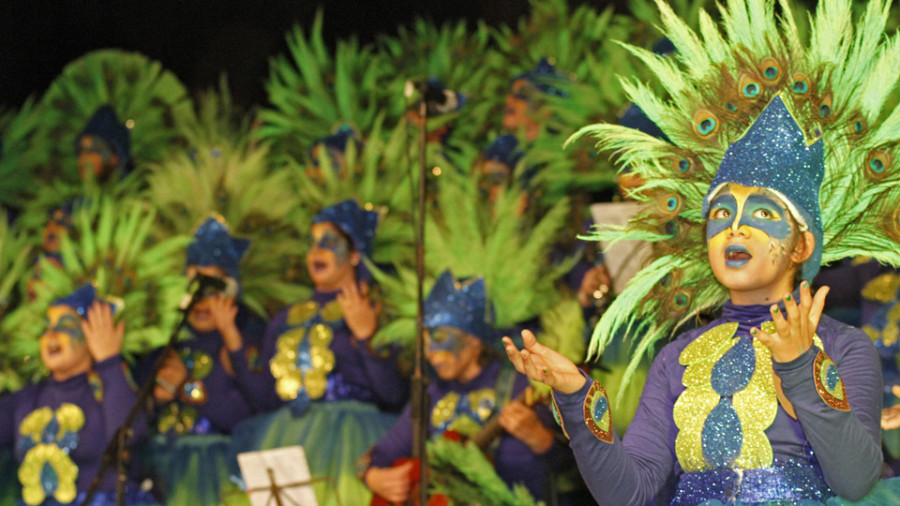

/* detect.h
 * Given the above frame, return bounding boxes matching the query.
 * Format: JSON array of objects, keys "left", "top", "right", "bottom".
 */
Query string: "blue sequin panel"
[
  {"left": 702, "top": 398, "right": 742, "bottom": 468},
  {"left": 711, "top": 337, "right": 755, "bottom": 396},
  {"left": 825, "top": 364, "right": 841, "bottom": 391},
  {"left": 40, "top": 462, "right": 58, "bottom": 495}
]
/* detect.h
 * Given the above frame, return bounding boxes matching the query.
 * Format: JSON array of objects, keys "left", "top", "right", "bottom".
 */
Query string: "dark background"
[{"left": 0, "top": 0, "right": 614, "bottom": 111}]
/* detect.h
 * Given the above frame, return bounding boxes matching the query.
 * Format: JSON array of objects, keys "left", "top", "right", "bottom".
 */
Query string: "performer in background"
[
  {"left": 0, "top": 284, "right": 153, "bottom": 505},
  {"left": 363, "top": 270, "right": 568, "bottom": 505},
  {"left": 229, "top": 199, "right": 408, "bottom": 506}
]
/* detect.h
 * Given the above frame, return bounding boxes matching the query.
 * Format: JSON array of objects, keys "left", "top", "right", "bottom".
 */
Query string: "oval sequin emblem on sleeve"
[
  {"left": 583, "top": 381, "right": 613, "bottom": 444},
  {"left": 813, "top": 350, "right": 850, "bottom": 411}
]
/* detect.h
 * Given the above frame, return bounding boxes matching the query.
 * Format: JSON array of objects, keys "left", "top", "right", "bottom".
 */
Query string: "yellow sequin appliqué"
[
  {"left": 674, "top": 321, "right": 779, "bottom": 472},
  {"left": 431, "top": 389, "right": 496, "bottom": 438},
  {"left": 18, "top": 403, "right": 85, "bottom": 505},
  {"left": 272, "top": 300, "right": 337, "bottom": 401}
]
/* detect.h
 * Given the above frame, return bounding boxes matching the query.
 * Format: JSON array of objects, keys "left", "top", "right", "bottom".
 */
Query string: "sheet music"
[{"left": 238, "top": 446, "right": 319, "bottom": 506}]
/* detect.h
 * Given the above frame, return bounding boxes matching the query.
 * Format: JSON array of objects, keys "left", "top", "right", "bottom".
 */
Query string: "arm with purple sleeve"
[
  {"left": 353, "top": 339, "right": 409, "bottom": 411},
  {"left": 774, "top": 317, "right": 883, "bottom": 501},
  {"left": 367, "top": 402, "right": 414, "bottom": 469},
  {"left": 228, "top": 307, "right": 277, "bottom": 412},
  {"left": 553, "top": 343, "right": 680, "bottom": 506},
  {"left": 94, "top": 355, "right": 146, "bottom": 443}
]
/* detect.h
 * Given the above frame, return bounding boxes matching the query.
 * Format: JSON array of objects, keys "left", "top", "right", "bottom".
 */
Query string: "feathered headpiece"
[
  {"left": 423, "top": 270, "right": 495, "bottom": 343},
  {"left": 570, "top": 0, "right": 900, "bottom": 388}
]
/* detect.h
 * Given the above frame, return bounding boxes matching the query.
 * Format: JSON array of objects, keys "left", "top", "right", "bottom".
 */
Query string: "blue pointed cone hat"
[
  {"left": 423, "top": 270, "right": 496, "bottom": 343},
  {"left": 313, "top": 200, "right": 378, "bottom": 259},
  {"left": 51, "top": 283, "right": 96, "bottom": 317},
  {"left": 702, "top": 95, "right": 824, "bottom": 281},
  {"left": 511, "top": 58, "right": 568, "bottom": 99},
  {"left": 186, "top": 217, "right": 251, "bottom": 280},
  {"left": 75, "top": 105, "right": 132, "bottom": 172},
  {"left": 483, "top": 134, "right": 523, "bottom": 167}
]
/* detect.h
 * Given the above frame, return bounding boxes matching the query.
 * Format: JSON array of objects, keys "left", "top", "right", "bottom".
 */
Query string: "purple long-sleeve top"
[
  {"left": 252, "top": 288, "right": 409, "bottom": 412},
  {"left": 554, "top": 301, "right": 882, "bottom": 505},
  {"left": 137, "top": 304, "right": 268, "bottom": 434},
  {"left": 368, "top": 360, "right": 569, "bottom": 501},
  {"left": 0, "top": 355, "right": 145, "bottom": 496}
]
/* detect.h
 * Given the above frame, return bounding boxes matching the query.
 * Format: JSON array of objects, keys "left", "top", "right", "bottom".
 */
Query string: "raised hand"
[
  {"left": 503, "top": 329, "right": 586, "bottom": 394},
  {"left": 751, "top": 281, "right": 829, "bottom": 363},
  {"left": 338, "top": 280, "right": 381, "bottom": 340},
  {"left": 81, "top": 301, "right": 124, "bottom": 363},
  {"left": 154, "top": 350, "right": 188, "bottom": 403},
  {"left": 208, "top": 295, "right": 242, "bottom": 351},
  {"left": 498, "top": 400, "right": 554, "bottom": 453}
]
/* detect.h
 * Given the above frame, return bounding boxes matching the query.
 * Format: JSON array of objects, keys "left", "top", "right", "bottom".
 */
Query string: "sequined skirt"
[{"left": 672, "top": 461, "right": 833, "bottom": 505}]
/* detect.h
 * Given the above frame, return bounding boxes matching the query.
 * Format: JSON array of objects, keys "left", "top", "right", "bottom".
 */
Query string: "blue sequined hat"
[
  {"left": 483, "top": 134, "right": 523, "bottom": 168},
  {"left": 511, "top": 58, "right": 568, "bottom": 99},
  {"left": 186, "top": 217, "right": 251, "bottom": 280},
  {"left": 422, "top": 77, "right": 467, "bottom": 115},
  {"left": 75, "top": 105, "right": 132, "bottom": 171},
  {"left": 51, "top": 283, "right": 98, "bottom": 317},
  {"left": 701, "top": 95, "right": 824, "bottom": 281},
  {"left": 423, "top": 270, "right": 495, "bottom": 343},
  {"left": 312, "top": 200, "right": 378, "bottom": 259},
  {"left": 309, "top": 124, "right": 362, "bottom": 168}
]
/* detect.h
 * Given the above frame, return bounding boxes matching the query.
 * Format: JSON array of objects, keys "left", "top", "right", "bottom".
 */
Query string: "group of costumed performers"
[{"left": 504, "top": 0, "right": 900, "bottom": 504}]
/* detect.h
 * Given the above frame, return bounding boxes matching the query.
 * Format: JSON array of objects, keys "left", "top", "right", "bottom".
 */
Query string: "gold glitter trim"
[
  {"left": 19, "top": 444, "right": 78, "bottom": 505},
  {"left": 432, "top": 392, "right": 461, "bottom": 429},
  {"left": 861, "top": 273, "right": 900, "bottom": 304},
  {"left": 550, "top": 392, "right": 569, "bottom": 440},
  {"left": 270, "top": 315, "right": 336, "bottom": 401},
  {"left": 287, "top": 301, "right": 319, "bottom": 325},
  {"left": 679, "top": 322, "right": 738, "bottom": 365},
  {"left": 813, "top": 350, "right": 850, "bottom": 411},
  {"left": 321, "top": 300, "right": 344, "bottom": 323},
  {"left": 583, "top": 381, "right": 613, "bottom": 444}
]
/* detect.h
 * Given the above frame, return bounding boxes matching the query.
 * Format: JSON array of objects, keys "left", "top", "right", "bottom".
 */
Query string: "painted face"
[
  {"left": 706, "top": 183, "right": 798, "bottom": 298},
  {"left": 77, "top": 135, "right": 119, "bottom": 180},
  {"left": 40, "top": 305, "right": 91, "bottom": 380},
  {"left": 503, "top": 81, "right": 543, "bottom": 141},
  {"left": 479, "top": 160, "right": 512, "bottom": 202},
  {"left": 426, "top": 326, "right": 482, "bottom": 381},
  {"left": 306, "top": 222, "right": 358, "bottom": 291},
  {"left": 185, "top": 265, "right": 228, "bottom": 333}
]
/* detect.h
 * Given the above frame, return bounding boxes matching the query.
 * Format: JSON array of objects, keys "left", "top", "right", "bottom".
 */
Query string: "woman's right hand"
[
  {"left": 503, "top": 329, "right": 586, "bottom": 394},
  {"left": 154, "top": 350, "right": 188, "bottom": 403}
]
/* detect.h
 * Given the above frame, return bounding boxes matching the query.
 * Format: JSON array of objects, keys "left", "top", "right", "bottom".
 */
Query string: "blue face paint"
[
  {"left": 707, "top": 186, "right": 795, "bottom": 269},
  {"left": 427, "top": 326, "right": 469, "bottom": 357},
  {"left": 312, "top": 230, "right": 351, "bottom": 264},
  {"left": 706, "top": 194, "right": 738, "bottom": 242},
  {"left": 739, "top": 194, "right": 792, "bottom": 240},
  {"left": 48, "top": 314, "right": 85, "bottom": 343}
]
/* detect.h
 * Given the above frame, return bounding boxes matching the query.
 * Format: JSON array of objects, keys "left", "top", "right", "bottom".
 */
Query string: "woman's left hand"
[
  {"left": 81, "top": 301, "right": 125, "bottom": 362},
  {"left": 752, "top": 281, "right": 829, "bottom": 363},
  {"left": 338, "top": 280, "right": 381, "bottom": 340},
  {"left": 498, "top": 400, "right": 555, "bottom": 454}
]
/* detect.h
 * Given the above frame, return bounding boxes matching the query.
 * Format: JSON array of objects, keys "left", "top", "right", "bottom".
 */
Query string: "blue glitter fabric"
[
  {"left": 702, "top": 399, "right": 743, "bottom": 468},
  {"left": 672, "top": 459, "right": 834, "bottom": 505},
  {"left": 51, "top": 283, "right": 98, "bottom": 317},
  {"left": 74, "top": 105, "right": 131, "bottom": 171},
  {"left": 701, "top": 95, "right": 824, "bottom": 281},
  {"left": 186, "top": 217, "right": 250, "bottom": 280},
  {"left": 423, "top": 270, "right": 496, "bottom": 343},
  {"left": 312, "top": 199, "right": 378, "bottom": 259},
  {"left": 711, "top": 337, "right": 755, "bottom": 395}
]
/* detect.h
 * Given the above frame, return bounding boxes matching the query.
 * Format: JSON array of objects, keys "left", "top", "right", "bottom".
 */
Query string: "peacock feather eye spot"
[
  {"left": 665, "top": 220, "right": 678, "bottom": 236},
  {"left": 660, "top": 273, "right": 672, "bottom": 288},
  {"left": 726, "top": 102, "right": 738, "bottom": 112},
  {"left": 742, "top": 83, "right": 760, "bottom": 98},
  {"left": 870, "top": 158, "right": 884, "bottom": 173},
  {"left": 699, "top": 118, "right": 716, "bottom": 135},
  {"left": 666, "top": 197, "right": 679, "bottom": 211},
  {"left": 791, "top": 80, "right": 808, "bottom": 94},
  {"left": 692, "top": 109, "right": 719, "bottom": 137},
  {"left": 678, "top": 158, "right": 691, "bottom": 173},
  {"left": 674, "top": 293, "right": 689, "bottom": 307},
  {"left": 819, "top": 104, "right": 831, "bottom": 118},
  {"left": 866, "top": 150, "right": 890, "bottom": 178},
  {"left": 763, "top": 66, "right": 778, "bottom": 80},
  {"left": 854, "top": 121, "right": 864, "bottom": 133}
]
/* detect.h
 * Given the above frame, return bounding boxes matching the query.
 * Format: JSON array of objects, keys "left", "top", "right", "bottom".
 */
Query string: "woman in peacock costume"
[
  {"left": 228, "top": 199, "right": 409, "bottom": 506},
  {"left": 505, "top": 0, "right": 900, "bottom": 503}
]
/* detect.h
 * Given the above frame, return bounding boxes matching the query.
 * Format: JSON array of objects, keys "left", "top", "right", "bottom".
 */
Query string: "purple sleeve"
[
  {"left": 352, "top": 340, "right": 409, "bottom": 410},
  {"left": 554, "top": 345, "right": 679, "bottom": 506},
  {"left": 94, "top": 355, "right": 146, "bottom": 443},
  {"left": 773, "top": 321, "right": 882, "bottom": 501},
  {"left": 229, "top": 311, "right": 276, "bottom": 413},
  {"left": 367, "top": 402, "right": 413, "bottom": 468}
]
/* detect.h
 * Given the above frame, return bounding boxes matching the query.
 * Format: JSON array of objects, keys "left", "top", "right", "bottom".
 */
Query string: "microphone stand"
[
  {"left": 410, "top": 85, "right": 430, "bottom": 506},
  {"left": 82, "top": 279, "right": 216, "bottom": 505}
]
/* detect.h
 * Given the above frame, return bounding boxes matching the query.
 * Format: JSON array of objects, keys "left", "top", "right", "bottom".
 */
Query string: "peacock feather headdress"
[
  {"left": 144, "top": 84, "right": 311, "bottom": 316},
  {"left": 1, "top": 193, "right": 190, "bottom": 391},
  {"left": 571, "top": 0, "right": 900, "bottom": 388}
]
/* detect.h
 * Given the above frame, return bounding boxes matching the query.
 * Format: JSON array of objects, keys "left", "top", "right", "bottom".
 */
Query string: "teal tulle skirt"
[
  {"left": 228, "top": 401, "right": 397, "bottom": 506},
  {"left": 141, "top": 433, "right": 235, "bottom": 505}
]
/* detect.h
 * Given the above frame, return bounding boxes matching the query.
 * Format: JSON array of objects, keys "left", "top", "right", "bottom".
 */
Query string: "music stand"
[{"left": 238, "top": 446, "right": 340, "bottom": 506}]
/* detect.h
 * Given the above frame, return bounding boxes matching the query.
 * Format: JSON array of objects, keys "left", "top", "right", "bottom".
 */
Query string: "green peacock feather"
[
  {"left": 571, "top": 0, "right": 900, "bottom": 391},
  {"left": 1, "top": 194, "right": 190, "bottom": 391},
  {"left": 144, "top": 84, "right": 311, "bottom": 316},
  {"left": 0, "top": 98, "right": 44, "bottom": 208}
]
